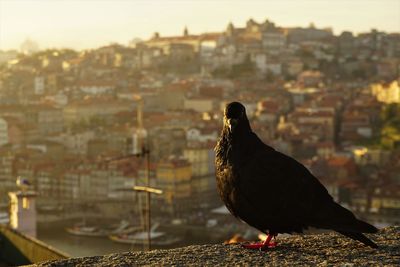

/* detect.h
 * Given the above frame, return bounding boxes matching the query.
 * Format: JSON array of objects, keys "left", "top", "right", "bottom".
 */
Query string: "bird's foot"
[
  {"left": 242, "top": 241, "right": 277, "bottom": 250},
  {"left": 241, "top": 234, "right": 277, "bottom": 251}
]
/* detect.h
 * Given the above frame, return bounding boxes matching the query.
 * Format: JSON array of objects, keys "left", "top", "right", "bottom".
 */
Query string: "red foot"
[
  {"left": 242, "top": 241, "right": 277, "bottom": 249},
  {"left": 241, "top": 234, "right": 277, "bottom": 251}
]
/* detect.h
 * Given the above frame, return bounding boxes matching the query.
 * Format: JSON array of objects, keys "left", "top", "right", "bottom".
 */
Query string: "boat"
[
  {"left": 0, "top": 212, "right": 9, "bottom": 225},
  {"left": 109, "top": 231, "right": 182, "bottom": 246},
  {"left": 66, "top": 220, "right": 131, "bottom": 237},
  {"left": 105, "top": 220, "right": 131, "bottom": 234},
  {"left": 38, "top": 204, "right": 64, "bottom": 214},
  {"left": 66, "top": 226, "right": 109, "bottom": 237},
  {"left": 109, "top": 223, "right": 182, "bottom": 246}
]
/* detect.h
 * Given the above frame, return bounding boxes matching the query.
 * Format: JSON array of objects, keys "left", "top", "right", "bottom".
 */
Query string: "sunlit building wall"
[
  {"left": 156, "top": 159, "right": 192, "bottom": 215},
  {"left": 183, "top": 145, "right": 214, "bottom": 177},
  {"left": 184, "top": 98, "right": 215, "bottom": 113},
  {"left": 0, "top": 117, "right": 9, "bottom": 146}
]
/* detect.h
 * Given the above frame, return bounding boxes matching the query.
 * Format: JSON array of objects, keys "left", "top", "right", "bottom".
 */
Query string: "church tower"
[
  {"left": 226, "top": 22, "right": 235, "bottom": 37},
  {"left": 183, "top": 26, "right": 189, "bottom": 37}
]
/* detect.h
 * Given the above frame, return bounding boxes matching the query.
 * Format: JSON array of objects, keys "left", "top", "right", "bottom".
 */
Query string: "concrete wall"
[{"left": 0, "top": 225, "right": 68, "bottom": 265}]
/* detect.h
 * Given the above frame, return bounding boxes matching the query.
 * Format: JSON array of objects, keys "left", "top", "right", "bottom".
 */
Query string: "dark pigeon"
[{"left": 215, "top": 102, "right": 378, "bottom": 249}]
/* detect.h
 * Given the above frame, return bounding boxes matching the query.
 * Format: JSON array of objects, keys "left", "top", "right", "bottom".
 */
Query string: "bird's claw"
[{"left": 242, "top": 241, "right": 277, "bottom": 251}]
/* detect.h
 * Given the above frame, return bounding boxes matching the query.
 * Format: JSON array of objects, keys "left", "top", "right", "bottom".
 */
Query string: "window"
[{"left": 22, "top": 197, "right": 30, "bottom": 209}]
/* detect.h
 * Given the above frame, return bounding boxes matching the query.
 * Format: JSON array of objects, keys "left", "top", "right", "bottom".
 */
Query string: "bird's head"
[{"left": 223, "top": 102, "right": 250, "bottom": 134}]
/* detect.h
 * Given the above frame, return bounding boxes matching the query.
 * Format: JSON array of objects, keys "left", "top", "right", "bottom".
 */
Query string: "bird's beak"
[{"left": 228, "top": 118, "right": 238, "bottom": 133}]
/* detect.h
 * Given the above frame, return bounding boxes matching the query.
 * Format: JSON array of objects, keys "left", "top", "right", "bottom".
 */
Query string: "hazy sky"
[{"left": 0, "top": 0, "right": 399, "bottom": 50}]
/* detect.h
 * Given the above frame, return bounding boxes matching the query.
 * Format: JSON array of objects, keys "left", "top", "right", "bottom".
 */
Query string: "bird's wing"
[{"left": 236, "top": 147, "right": 332, "bottom": 232}]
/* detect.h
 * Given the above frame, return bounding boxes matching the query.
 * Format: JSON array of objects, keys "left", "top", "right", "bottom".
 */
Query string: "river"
[
  {"left": 36, "top": 219, "right": 207, "bottom": 258},
  {"left": 37, "top": 220, "right": 150, "bottom": 257}
]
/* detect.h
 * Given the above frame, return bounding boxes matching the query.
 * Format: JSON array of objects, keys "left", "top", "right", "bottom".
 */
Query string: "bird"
[
  {"left": 16, "top": 176, "right": 31, "bottom": 191},
  {"left": 215, "top": 101, "right": 378, "bottom": 250}
]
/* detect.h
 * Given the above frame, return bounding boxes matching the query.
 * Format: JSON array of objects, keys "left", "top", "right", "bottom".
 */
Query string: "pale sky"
[{"left": 0, "top": 0, "right": 399, "bottom": 50}]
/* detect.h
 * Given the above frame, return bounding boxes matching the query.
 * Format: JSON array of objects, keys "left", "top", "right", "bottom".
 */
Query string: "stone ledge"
[{"left": 31, "top": 226, "right": 399, "bottom": 266}]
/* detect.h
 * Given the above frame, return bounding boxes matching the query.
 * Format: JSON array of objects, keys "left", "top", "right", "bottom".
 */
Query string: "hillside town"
[{"left": 0, "top": 18, "right": 399, "bottom": 235}]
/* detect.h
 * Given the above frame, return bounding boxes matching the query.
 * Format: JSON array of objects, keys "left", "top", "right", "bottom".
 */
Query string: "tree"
[{"left": 381, "top": 103, "right": 400, "bottom": 122}]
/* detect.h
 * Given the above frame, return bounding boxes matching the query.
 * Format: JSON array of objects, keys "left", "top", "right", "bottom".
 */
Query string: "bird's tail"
[
  {"left": 314, "top": 202, "right": 377, "bottom": 230},
  {"left": 312, "top": 202, "right": 378, "bottom": 248},
  {"left": 337, "top": 231, "right": 378, "bottom": 248},
  {"left": 330, "top": 215, "right": 378, "bottom": 234}
]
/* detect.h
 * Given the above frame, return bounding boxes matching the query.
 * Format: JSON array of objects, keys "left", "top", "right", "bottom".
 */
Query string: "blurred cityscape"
[{"left": 0, "top": 18, "right": 400, "bottom": 256}]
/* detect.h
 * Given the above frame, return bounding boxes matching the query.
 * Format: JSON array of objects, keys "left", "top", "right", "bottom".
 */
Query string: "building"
[
  {"left": 340, "top": 112, "right": 373, "bottom": 142},
  {"left": 183, "top": 143, "right": 215, "bottom": 177},
  {"left": 316, "top": 142, "right": 335, "bottom": 159},
  {"left": 63, "top": 98, "right": 133, "bottom": 126},
  {"left": 370, "top": 186, "right": 400, "bottom": 223},
  {"left": 297, "top": 70, "right": 324, "bottom": 87},
  {"left": 288, "top": 107, "right": 336, "bottom": 141},
  {"left": 34, "top": 76, "right": 45, "bottom": 95},
  {"left": 183, "top": 142, "right": 217, "bottom": 210},
  {"left": 25, "top": 105, "right": 64, "bottom": 135},
  {"left": 0, "top": 149, "right": 15, "bottom": 197},
  {"left": 0, "top": 116, "right": 38, "bottom": 146},
  {"left": 284, "top": 58, "right": 304, "bottom": 77},
  {"left": 326, "top": 156, "right": 358, "bottom": 181},
  {"left": 156, "top": 159, "right": 192, "bottom": 216},
  {"left": 184, "top": 97, "right": 215, "bottom": 113},
  {"left": 78, "top": 81, "right": 115, "bottom": 95},
  {"left": 62, "top": 169, "right": 91, "bottom": 201},
  {"left": 338, "top": 31, "right": 355, "bottom": 57},
  {"left": 0, "top": 117, "right": 9, "bottom": 146},
  {"left": 46, "top": 131, "right": 95, "bottom": 155},
  {"left": 261, "top": 20, "right": 286, "bottom": 55},
  {"left": 287, "top": 24, "right": 333, "bottom": 44},
  {"left": 158, "top": 83, "right": 188, "bottom": 111},
  {"left": 186, "top": 128, "right": 218, "bottom": 144}
]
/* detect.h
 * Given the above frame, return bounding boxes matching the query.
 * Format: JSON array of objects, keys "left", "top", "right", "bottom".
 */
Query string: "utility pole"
[
  {"left": 114, "top": 147, "right": 162, "bottom": 251},
  {"left": 136, "top": 96, "right": 151, "bottom": 250},
  {"left": 133, "top": 184, "right": 162, "bottom": 251},
  {"left": 131, "top": 94, "right": 162, "bottom": 250},
  {"left": 139, "top": 145, "right": 151, "bottom": 250},
  {"left": 109, "top": 95, "right": 161, "bottom": 251}
]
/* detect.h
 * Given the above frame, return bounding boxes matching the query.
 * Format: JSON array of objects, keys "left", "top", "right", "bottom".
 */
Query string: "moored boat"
[
  {"left": 109, "top": 230, "right": 182, "bottom": 246},
  {"left": 66, "top": 220, "right": 131, "bottom": 237},
  {"left": 66, "top": 226, "right": 108, "bottom": 237},
  {"left": 0, "top": 212, "right": 9, "bottom": 225}
]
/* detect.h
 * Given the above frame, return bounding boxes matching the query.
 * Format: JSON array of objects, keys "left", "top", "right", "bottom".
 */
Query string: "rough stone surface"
[{"left": 32, "top": 226, "right": 399, "bottom": 266}]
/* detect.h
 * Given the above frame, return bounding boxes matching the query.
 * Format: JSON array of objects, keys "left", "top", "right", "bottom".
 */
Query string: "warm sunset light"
[
  {"left": 0, "top": 0, "right": 399, "bottom": 265},
  {"left": 0, "top": 0, "right": 399, "bottom": 50}
]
